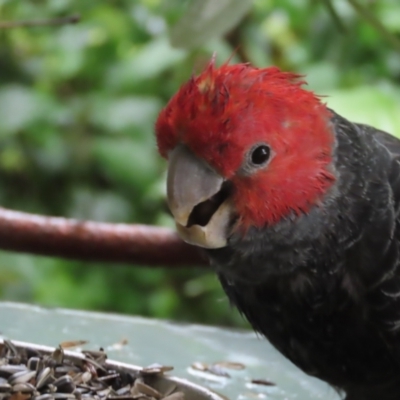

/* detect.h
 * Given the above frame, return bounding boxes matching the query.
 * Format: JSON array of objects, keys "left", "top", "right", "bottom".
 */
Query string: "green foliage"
[{"left": 0, "top": 0, "right": 399, "bottom": 326}]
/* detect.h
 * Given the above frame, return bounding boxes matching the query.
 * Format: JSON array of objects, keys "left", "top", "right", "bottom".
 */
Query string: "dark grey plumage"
[{"left": 207, "top": 112, "right": 400, "bottom": 400}]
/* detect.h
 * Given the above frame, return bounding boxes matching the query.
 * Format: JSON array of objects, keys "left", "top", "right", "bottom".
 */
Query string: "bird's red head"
[{"left": 155, "top": 59, "right": 336, "bottom": 248}]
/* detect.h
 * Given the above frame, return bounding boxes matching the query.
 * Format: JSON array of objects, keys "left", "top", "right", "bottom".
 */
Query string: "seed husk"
[
  {"left": 11, "top": 382, "right": 36, "bottom": 393},
  {"left": 4, "top": 341, "right": 19, "bottom": 358},
  {"left": 0, "top": 366, "right": 28, "bottom": 378},
  {"left": 202, "top": 365, "right": 230, "bottom": 378},
  {"left": 97, "top": 373, "right": 119, "bottom": 382},
  {"left": 133, "top": 381, "right": 161, "bottom": 399},
  {"left": 59, "top": 342, "right": 88, "bottom": 350},
  {"left": 142, "top": 365, "right": 173, "bottom": 374},
  {"left": 250, "top": 379, "right": 276, "bottom": 386},
  {"left": 53, "top": 393, "right": 75, "bottom": 399},
  {"left": 36, "top": 367, "right": 53, "bottom": 389},
  {"left": 49, "top": 348, "right": 64, "bottom": 366},
  {"left": 9, "top": 370, "right": 36, "bottom": 385},
  {"left": 0, "top": 383, "right": 11, "bottom": 392},
  {"left": 190, "top": 363, "right": 207, "bottom": 372},
  {"left": 213, "top": 361, "right": 245, "bottom": 371},
  {"left": 9, "top": 392, "right": 31, "bottom": 400},
  {"left": 0, "top": 340, "right": 185, "bottom": 400},
  {"left": 53, "top": 376, "right": 75, "bottom": 393},
  {"left": 33, "top": 394, "right": 55, "bottom": 400},
  {"left": 27, "top": 358, "right": 41, "bottom": 372},
  {"left": 190, "top": 363, "right": 230, "bottom": 378}
]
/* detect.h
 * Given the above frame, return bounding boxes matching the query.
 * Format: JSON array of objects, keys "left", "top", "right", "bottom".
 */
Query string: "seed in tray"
[
  {"left": 9, "top": 370, "right": 36, "bottom": 385},
  {"left": 36, "top": 367, "right": 53, "bottom": 389},
  {"left": 59, "top": 341, "right": 88, "bottom": 350},
  {"left": 53, "top": 375, "right": 75, "bottom": 393},
  {"left": 0, "top": 340, "right": 185, "bottom": 400}
]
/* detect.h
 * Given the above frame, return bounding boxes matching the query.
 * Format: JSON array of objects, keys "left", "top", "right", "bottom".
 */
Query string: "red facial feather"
[{"left": 155, "top": 59, "right": 336, "bottom": 229}]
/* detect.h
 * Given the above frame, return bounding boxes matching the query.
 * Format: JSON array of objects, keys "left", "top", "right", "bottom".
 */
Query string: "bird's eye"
[{"left": 251, "top": 145, "right": 270, "bottom": 165}]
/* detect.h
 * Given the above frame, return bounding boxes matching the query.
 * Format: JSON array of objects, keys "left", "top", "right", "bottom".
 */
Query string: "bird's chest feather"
[{"left": 217, "top": 266, "right": 399, "bottom": 389}]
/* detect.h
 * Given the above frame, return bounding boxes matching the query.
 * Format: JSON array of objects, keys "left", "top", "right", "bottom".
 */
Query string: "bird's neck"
[{"left": 207, "top": 112, "right": 394, "bottom": 289}]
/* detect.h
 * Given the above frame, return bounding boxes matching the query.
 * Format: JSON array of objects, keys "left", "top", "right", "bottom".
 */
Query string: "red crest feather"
[{"left": 155, "top": 60, "right": 335, "bottom": 228}]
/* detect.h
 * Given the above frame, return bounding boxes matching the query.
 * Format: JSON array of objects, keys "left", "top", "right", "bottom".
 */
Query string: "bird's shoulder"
[{"left": 332, "top": 112, "right": 400, "bottom": 208}]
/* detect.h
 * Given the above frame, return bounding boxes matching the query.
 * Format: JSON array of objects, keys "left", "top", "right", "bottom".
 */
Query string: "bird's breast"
[{"left": 218, "top": 269, "right": 400, "bottom": 390}]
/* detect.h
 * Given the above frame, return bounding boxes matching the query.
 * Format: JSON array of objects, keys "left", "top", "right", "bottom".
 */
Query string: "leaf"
[
  {"left": 301, "top": 62, "right": 340, "bottom": 92},
  {"left": 105, "top": 37, "right": 186, "bottom": 88},
  {"left": 93, "top": 138, "right": 159, "bottom": 190},
  {"left": 90, "top": 95, "right": 162, "bottom": 132},
  {"left": 325, "top": 86, "right": 400, "bottom": 137},
  {"left": 130, "top": 37, "right": 186, "bottom": 79},
  {"left": 169, "top": 0, "right": 253, "bottom": 49},
  {"left": 67, "top": 188, "right": 133, "bottom": 222},
  {"left": 0, "top": 86, "right": 43, "bottom": 137}
]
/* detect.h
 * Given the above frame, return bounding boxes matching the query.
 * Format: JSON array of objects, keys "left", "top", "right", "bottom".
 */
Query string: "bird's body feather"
[{"left": 210, "top": 113, "right": 400, "bottom": 399}]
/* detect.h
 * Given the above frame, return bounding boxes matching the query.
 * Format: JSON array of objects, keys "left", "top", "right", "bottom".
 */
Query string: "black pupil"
[{"left": 251, "top": 145, "right": 270, "bottom": 165}]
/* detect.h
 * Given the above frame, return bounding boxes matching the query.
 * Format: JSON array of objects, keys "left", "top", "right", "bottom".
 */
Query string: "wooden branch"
[
  {"left": 0, "top": 208, "right": 208, "bottom": 267},
  {"left": 347, "top": 0, "right": 400, "bottom": 51},
  {"left": 0, "top": 14, "right": 80, "bottom": 29},
  {"left": 321, "top": 0, "right": 347, "bottom": 34},
  {"left": 225, "top": 16, "right": 250, "bottom": 63}
]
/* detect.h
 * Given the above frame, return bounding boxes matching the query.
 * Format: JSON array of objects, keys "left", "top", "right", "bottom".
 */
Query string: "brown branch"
[
  {"left": 0, "top": 208, "right": 208, "bottom": 267},
  {"left": 0, "top": 14, "right": 80, "bottom": 29}
]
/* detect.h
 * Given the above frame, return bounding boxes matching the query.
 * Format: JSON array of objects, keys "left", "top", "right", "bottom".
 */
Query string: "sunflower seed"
[
  {"left": 4, "top": 341, "right": 19, "bottom": 357},
  {"left": 33, "top": 394, "right": 55, "bottom": 400},
  {"left": 0, "top": 365, "right": 27, "bottom": 378},
  {"left": 0, "top": 382, "right": 11, "bottom": 392},
  {"left": 133, "top": 381, "right": 161, "bottom": 399},
  {"left": 9, "top": 393, "right": 31, "bottom": 400},
  {"left": 204, "top": 365, "right": 230, "bottom": 378},
  {"left": 213, "top": 361, "right": 245, "bottom": 370},
  {"left": 59, "top": 341, "right": 88, "bottom": 350},
  {"left": 9, "top": 370, "right": 36, "bottom": 385},
  {"left": 11, "top": 382, "right": 36, "bottom": 393},
  {"left": 52, "top": 393, "right": 75, "bottom": 399},
  {"left": 36, "top": 367, "right": 53, "bottom": 389},
  {"left": 190, "top": 363, "right": 207, "bottom": 372},
  {"left": 27, "top": 358, "right": 41, "bottom": 372},
  {"left": 53, "top": 376, "right": 75, "bottom": 393},
  {"left": 250, "top": 379, "right": 276, "bottom": 386},
  {"left": 0, "top": 340, "right": 186, "bottom": 400},
  {"left": 97, "top": 373, "right": 119, "bottom": 382},
  {"left": 49, "top": 348, "right": 64, "bottom": 366},
  {"left": 251, "top": 379, "right": 276, "bottom": 386}
]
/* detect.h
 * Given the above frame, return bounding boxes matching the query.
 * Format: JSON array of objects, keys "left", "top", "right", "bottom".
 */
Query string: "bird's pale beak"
[{"left": 166, "top": 145, "right": 234, "bottom": 249}]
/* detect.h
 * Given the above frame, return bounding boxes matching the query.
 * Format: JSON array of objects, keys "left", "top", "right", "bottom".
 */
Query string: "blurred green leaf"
[
  {"left": 0, "top": 145, "right": 26, "bottom": 172},
  {"left": 169, "top": 0, "right": 253, "bottom": 49},
  {"left": 0, "top": 86, "right": 51, "bottom": 137},
  {"left": 326, "top": 86, "right": 400, "bottom": 137},
  {"left": 301, "top": 62, "right": 340, "bottom": 92},
  {"left": 93, "top": 137, "right": 159, "bottom": 189},
  {"left": 106, "top": 37, "right": 186, "bottom": 89},
  {"left": 90, "top": 95, "right": 162, "bottom": 132},
  {"left": 68, "top": 188, "right": 133, "bottom": 222}
]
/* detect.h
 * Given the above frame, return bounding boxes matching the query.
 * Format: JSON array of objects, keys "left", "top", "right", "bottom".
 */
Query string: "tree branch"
[
  {"left": 0, "top": 208, "right": 207, "bottom": 267},
  {"left": 0, "top": 14, "right": 80, "bottom": 29},
  {"left": 347, "top": 0, "right": 400, "bottom": 51},
  {"left": 321, "top": 0, "right": 347, "bottom": 34}
]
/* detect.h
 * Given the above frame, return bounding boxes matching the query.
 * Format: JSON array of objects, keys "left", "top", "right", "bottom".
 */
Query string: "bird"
[{"left": 155, "top": 59, "right": 400, "bottom": 400}]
